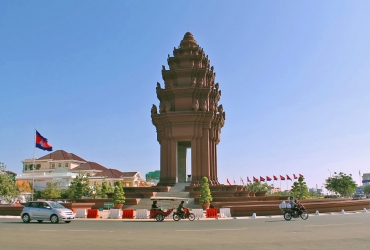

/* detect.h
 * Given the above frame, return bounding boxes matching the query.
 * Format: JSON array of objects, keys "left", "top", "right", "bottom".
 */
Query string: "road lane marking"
[
  {"left": 305, "top": 223, "right": 363, "bottom": 227},
  {"left": 175, "top": 228, "right": 248, "bottom": 232}
]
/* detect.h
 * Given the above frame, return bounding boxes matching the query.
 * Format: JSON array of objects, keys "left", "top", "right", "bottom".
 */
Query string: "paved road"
[{"left": 1, "top": 213, "right": 369, "bottom": 250}]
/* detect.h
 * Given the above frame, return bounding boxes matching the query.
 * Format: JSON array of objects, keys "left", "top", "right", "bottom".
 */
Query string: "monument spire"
[{"left": 151, "top": 32, "right": 225, "bottom": 186}]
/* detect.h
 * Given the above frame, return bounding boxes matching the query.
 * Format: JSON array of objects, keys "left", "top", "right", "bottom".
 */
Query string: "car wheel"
[
  {"left": 37, "top": 220, "right": 43, "bottom": 223},
  {"left": 65, "top": 221, "right": 71, "bottom": 223},
  {"left": 22, "top": 214, "right": 31, "bottom": 223},
  {"left": 50, "top": 214, "right": 59, "bottom": 224}
]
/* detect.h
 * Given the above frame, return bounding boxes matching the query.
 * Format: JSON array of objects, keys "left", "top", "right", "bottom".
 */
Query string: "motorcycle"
[
  {"left": 173, "top": 208, "right": 195, "bottom": 221},
  {"left": 283, "top": 204, "right": 309, "bottom": 221}
]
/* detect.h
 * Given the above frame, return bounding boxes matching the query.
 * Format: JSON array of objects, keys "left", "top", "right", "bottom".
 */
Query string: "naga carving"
[
  {"left": 151, "top": 104, "right": 158, "bottom": 115},
  {"left": 192, "top": 99, "right": 199, "bottom": 111}
]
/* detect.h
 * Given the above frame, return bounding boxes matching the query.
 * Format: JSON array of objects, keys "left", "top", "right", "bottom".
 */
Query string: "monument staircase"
[{"left": 123, "top": 183, "right": 197, "bottom": 210}]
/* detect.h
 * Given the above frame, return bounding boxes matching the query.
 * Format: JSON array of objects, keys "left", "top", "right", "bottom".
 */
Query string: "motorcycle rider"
[
  {"left": 177, "top": 200, "right": 186, "bottom": 218},
  {"left": 289, "top": 196, "right": 300, "bottom": 215}
]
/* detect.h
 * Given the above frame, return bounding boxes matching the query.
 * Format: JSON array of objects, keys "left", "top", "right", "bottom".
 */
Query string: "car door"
[
  {"left": 38, "top": 202, "right": 52, "bottom": 220},
  {"left": 27, "top": 202, "right": 41, "bottom": 219}
]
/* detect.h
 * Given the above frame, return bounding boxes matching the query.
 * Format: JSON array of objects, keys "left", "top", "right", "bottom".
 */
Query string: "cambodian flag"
[
  {"left": 299, "top": 174, "right": 303, "bottom": 177},
  {"left": 36, "top": 130, "right": 53, "bottom": 151},
  {"left": 253, "top": 176, "right": 258, "bottom": 182},
  {"left": 266, "top": 176, "right": 272, "bottom": 181},
  {"left": 286, "top": 175, "right": 292, "bottom": 180},
  {"left": 273, "top": 175, "right": 278, "bottom": 181},
  {"left": 280, "top": 175, "right": 285, "bottom": 180},
  {"left": 247, "top": 177, "right": 251, "bottom": 183},
  {"left": 293, "top": 174, "right": 298, "bottom": 179},
  {"left": 260, "top": 176, "right": 265, "bottom": 182}
]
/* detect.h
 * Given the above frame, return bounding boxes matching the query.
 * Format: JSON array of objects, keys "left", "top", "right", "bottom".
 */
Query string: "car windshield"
[{"left": 49, "top": 202, "right": 66, "bottom": 209}]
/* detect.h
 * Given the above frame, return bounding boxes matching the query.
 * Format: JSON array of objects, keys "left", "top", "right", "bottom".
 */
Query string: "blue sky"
[{"left": 1, "top": 1, "right": 369, "bottom": 191}]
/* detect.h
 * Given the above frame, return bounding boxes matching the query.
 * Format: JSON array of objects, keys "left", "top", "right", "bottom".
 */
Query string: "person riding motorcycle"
[
  {"left": 289, "top": 196, "right": 300, "bottom": 215},
  {"left": 177, "top": 201, "right": 186, "bottom": 218}
]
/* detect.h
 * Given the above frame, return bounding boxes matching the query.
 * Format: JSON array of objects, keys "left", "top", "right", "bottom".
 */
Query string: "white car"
[{"left": 21, "top": 201, "right": 74, "bottom": 223}]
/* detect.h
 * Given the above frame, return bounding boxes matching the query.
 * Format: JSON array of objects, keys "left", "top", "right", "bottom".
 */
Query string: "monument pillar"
[{"left": 151, "top": 32, "right": 226, "bottom": 186}]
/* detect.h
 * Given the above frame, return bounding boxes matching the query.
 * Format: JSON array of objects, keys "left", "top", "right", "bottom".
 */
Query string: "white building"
[
  {"left": 16, "top": 150, "right": 144, "bottom": 191},
  {"left": 362, "top": 173, "right": 370, "bottom": 187}
]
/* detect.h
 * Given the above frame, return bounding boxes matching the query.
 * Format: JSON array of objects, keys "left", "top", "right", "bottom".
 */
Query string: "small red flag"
[
  {"left": 260, "top": 176, "right": 265, "bottom": 182},
  {"left": 286, "top": 175, "right": 292, "bottom": 180},
  {"left": 266, "top": 176, "right": 272, "bottom": 181},
  {"left": 226, "top": 178, "right": 231, "bottom": 185},
  {"left": 293, "top": 174, "right": 297, "bottom": 179},
  {"left": 273, "top": 175, "right": 278, "bottom": 181},
  {"left": 280, "top": 175, "right": 285, "bottom": 180}
]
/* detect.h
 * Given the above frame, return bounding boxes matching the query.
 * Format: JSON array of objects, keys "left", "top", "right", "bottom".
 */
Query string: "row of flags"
[{"left": 227, "top": 174, "right": 303, "bottom": 185}]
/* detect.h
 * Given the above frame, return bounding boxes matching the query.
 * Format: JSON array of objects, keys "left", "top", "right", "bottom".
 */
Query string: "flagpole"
[
  {"left": 32, "top": 129, "right": 36, "bottom": 201},
  {"left": 280, "top": 179, "right": 281, "bottom": 192}
]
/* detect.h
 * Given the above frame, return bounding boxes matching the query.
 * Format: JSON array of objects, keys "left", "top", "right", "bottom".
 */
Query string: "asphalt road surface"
[{"left": 1, "top": 213, "right": 369, "bottom": 250}]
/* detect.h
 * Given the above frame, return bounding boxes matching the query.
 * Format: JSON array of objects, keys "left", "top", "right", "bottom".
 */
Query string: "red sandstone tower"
[{"left": 151, "top": 32, "right": 225, "bottom": 186}]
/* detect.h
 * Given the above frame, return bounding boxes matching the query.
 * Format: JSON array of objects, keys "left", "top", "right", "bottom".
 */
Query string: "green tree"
[
  {"left": 40, "top": 182, "right": 62, "bottom": 200},
  {"left": 67, "top": 174, "right": 92, "bottom": 201},
  {"left": 363, "top": 185, "right": 370, "bottom": 195},
  {"left": 199, "top": 177, "right": 212, "bottom": 204},
  {"left": 112, "top": 181, "right": 125, "bottom": 204},
  {"left": 247, "top": 182, "right": 273, "bottom": 192},
  {"left": 100, "top": 180, "right": 109, "bottom": 198},
  {"left": 325, "top": 172, "right": 357, "bottom": 197},
  {"left": 0, "top": 164, "right": 20, "bottom": 203},
  {"left": 290, "top": 176, "right": 309, "bottom": 199}
]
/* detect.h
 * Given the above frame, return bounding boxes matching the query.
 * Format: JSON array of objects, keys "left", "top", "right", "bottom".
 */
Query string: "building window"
[
  {"left": 65, "top": 163, "right": 68, "bottom": 168},
  {"left": 108, "top": 182, "right": 111, "bottom": 186},
  {"left": 58, "top": 163, "right": 61, "bottom": 168},
  {"left": 36, "top": 164, "right": 41, "bottom": 170},
  {"left": 51, "top": 164, "right": 55, "bottom": 169},
  {"left": 29, "top": 164, "right": 34, "bottom": 170},
  {"left": 25, "top": 165, "right": 28, "bottom": 171},
  {"left": 86, "top": 173, "right": 90, "bottom": 177}
]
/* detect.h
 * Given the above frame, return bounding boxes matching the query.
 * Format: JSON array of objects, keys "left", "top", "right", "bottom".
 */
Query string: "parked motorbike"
[{"left": 173, "top": 208, "right": 195, "bottom": 221}]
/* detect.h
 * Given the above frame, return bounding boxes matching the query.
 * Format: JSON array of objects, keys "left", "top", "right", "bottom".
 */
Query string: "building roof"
[
  {"left": 95, "top": 169, "right": 138, "bottom": 179},
  {"left": 121, "top": 172, "right": 138, "bottom": 178},
  {"left": 37, "top": 150, "right": 86, "bottom": 162},
  {"left": 73, "top": 162, "right": 107, "bottom": 172},
  {"left": 5, "top": 170, "right": 16, "bottom": 176}
]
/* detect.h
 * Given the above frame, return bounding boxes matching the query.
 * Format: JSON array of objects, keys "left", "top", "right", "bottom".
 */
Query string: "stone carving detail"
[
  {"left": 165, "top": 79, "right": 173, "bottom": 88},
  {"left": 156, "top": 82, "right": 161, "bottom": 90},
  {"left": 222, "top": 112, "right": 226, "bottom": 120},
  {"left": 164, "top": 101, "right": 171, "bottom": 112},
  {"left": 192, "top": 99, "right": 199, "bottom": 111},
  {"left": 215, "top": 83, "right": 219, "bottom": 91},
  {"left": 151, "top": 104, "right": 157, "bottom": 115},
  {"left": 162, "top": 65, "right": 165, "bottom": 71},
  {"left": 202, "top": 100, "right": 208, "bottom": 111},
  {"left": 217, "top": 104, "right": 223, "bottom": 114}
]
